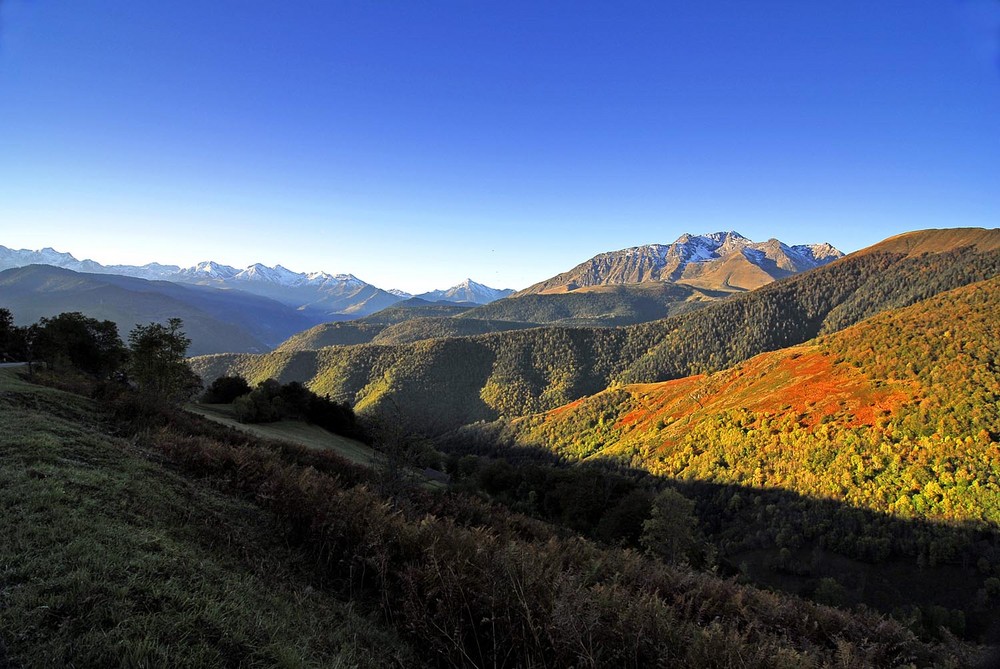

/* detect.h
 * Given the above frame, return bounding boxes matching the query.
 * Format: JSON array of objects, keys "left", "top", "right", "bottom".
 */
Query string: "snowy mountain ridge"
[{"left": 0, "top": 245, "right": 512, "bottom": 311}]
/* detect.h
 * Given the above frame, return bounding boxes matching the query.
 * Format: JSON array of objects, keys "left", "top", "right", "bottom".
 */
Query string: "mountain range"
[
  {"left": 0, "top": 232, "right": 843, "bottom": 354},
  {"left": 517, "top": 231, "right": 843, "bottom": 295},
  {"left": 0, "top": 246, "right": 512, "bottom": 315},
  {"left": 1, "top": 231, "right": 837, "bottom": 317},
  {"left": 268, "top": 233, "right": 842, "bottom": 350},
  {"left": 0, "top": 265, "right": 319, "bottom": 356},
  {"left": 183, "top": 225, "right": 1000, "bottom": 641},
  {"left": 190, "top": 228, "right": 1000, "bottom": 434}
]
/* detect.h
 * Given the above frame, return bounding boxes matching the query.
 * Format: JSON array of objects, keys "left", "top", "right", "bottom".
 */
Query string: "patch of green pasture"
[{"left": 186, "top": 403, "right": 376, "bottom": 466}]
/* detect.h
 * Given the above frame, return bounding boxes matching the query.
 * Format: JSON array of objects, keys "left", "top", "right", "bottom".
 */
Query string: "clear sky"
[{"left": 1, "top": 1, "right": 998, "bottom": 293}]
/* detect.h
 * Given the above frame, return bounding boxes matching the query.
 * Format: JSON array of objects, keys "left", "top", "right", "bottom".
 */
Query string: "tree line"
[
  {"left": 203, "top": 374, "right": 364, "bottom": 440},
  {"left": 0, "top": 308, "right": 200, "bottom": 401}
]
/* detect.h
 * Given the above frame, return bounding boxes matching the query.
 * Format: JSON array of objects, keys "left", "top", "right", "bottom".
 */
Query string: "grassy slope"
[
  {"left": 186, "top": 403, "right": 376, "bottom": 466},
  {"left": 481, "top": 276, "right": 1000, "bottom": 524},
  {"left": 0, "top": 369, "right": 413, "bottom": 667},
  {"left": 854, "top": 227, "right": 1000, "bottom": 257}
]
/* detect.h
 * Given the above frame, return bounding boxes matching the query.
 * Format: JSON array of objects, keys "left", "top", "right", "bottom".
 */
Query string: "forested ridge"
[
  {"left": 275, "top": 282, "right": 718, "bottom": 352},
  {"left": 478, "top": 275, "right": 1000, "bottom": 524},
  {"left": 192, "top": 230, "right": 1000, "bottom": 434},
  {"left": 456, "top": 276, "right": 1000, "bottom": 641},
  {"left": 457, "top": 280, "right": 716, "bottom": 326}
]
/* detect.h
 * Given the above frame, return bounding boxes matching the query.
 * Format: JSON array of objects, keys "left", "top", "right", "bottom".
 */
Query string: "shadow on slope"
[{"left": 435, "top": 429, "right": 1000, "bottom": 646}]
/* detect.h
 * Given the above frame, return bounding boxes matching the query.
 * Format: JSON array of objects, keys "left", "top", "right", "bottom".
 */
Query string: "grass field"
[
  {"left": 186, "top": 402, "right": 446, "bottom": 489},
  {"left": 0, "top": 368, "right": 414, "bottom": 667},
  {"left": 186, "top": 402, "right": 376, "bottom": 466}
]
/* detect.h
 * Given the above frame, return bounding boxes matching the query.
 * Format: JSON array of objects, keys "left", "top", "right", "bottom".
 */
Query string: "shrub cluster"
[
  {"left": 146, "top": 414, "right": 952, "bottom": 668},
  {"left": 231, "top": 378, "right": 364, "bottom": 440}
]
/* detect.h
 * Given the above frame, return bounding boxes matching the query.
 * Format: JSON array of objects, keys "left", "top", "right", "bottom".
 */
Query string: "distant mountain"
[
  {"left": 191, "top": 227, "right": 1000, "bottom": 434},
  {"left": 133, "top": 258, "right": 400, "bottom": 316},
  {"left": 176, "top": 261, "right": 238, "bottom": 280},
  {"left": 416, "top": 279, "right": 514, "bottom": 304},
  {"left": 0, "top": 246, "right": 403, "bottom": 317},
  {"left": 0, "top": 265, "right": 322, "bottom": 356},
  {"left": 0, "top": 245, "right": 518, "bottom": 316},
  {"left": 518, "top": 231, "right": 843, "bottom": 295},
  {"left": 0, "top": 246, "right": 113, "bottom": 274}
]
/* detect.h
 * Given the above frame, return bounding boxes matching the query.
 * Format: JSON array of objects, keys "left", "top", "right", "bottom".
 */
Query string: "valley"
[
  {"left": 3, "top": 226, "right": 999, "bottom": 666},
  {"left": 5, "top": 3, "right": 998, "bottom": 664}
]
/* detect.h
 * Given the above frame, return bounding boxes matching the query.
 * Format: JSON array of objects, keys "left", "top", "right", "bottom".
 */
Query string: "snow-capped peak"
[
  {"left": 35, "top": 247, "right": 80, "bottom": 267},
  {"left": 699, "top": 231, "right": 748, "bottom": 245},
  {"left": 302, "top": 271, "right": 365, "bottom": 288},
  {"left": 794, "top": 242, "right": 842, "bottom": 263},
  {"left": 178, "top": 260, "right": 239, "bottom": 279},
  {"left": 669, "top": 231, "right": 750, "bottom": 258},
  {"left": 333, "top": 272, "right": 363, "bottom": 285},
  {"left": 233, "top": 263, "right": 303, "bottom": 285},
  {"left": 416, "top": 278, "right": 514, "bottom": 305}
]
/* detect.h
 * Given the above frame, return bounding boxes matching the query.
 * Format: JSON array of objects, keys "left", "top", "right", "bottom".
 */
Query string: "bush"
[
  {"left": 233, "top": 391, "right": 281, "bottom": 424},
  {"left": 230, "top": 379, "right": 364, "bottom": 440},
  {"left": 201, "top": 375, "right": 252, "bottom": 403}
]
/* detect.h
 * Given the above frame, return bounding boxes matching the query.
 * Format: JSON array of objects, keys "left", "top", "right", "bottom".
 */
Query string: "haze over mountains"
[
  {"left": 0, "top": 245, "right": 512, "bottom": 316},
  {"left": 0, "top": 265, "right": 317, "bottom": 356}
]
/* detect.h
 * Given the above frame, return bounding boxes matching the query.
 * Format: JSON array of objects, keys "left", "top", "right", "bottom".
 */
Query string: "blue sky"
[{"left": 1, "top": 1, "right": 998, "bottom": 292}]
